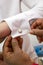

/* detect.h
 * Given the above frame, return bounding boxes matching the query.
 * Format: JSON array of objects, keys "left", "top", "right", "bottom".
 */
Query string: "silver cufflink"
[{"left": 18, "top": 28, "right": 22, "bottom": 33}]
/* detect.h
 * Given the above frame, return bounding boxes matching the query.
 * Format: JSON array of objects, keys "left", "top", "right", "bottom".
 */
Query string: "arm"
[
  {"left": 0, "top": 0, "right": 43, "bottom": 40},
  {"left": 4, "top": 2, "right": 43, "bottom": 38},
  {"left": 0, "top": 21, "right": 11, "bottom": 39}
]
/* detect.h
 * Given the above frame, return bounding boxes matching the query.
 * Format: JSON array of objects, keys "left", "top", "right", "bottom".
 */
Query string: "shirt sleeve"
[
  {"left": 3, "top": 0, "right": 43, "bottom": 38},
  {"left": 3, "top": 12, "right": 31, "bottom": 38}
]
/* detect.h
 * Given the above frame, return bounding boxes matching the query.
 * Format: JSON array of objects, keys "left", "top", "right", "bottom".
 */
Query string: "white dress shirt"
[
  {"left": 0, "top": 0, "right": 43, "bottom": 64},
  {"left": 0, "top": 0, "right": 43, "bottom": 20}
]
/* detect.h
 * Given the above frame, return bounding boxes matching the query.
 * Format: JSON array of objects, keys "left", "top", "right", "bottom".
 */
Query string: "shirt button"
[{"left": 18, "top": 28, "right": 22, "bottom": 33}]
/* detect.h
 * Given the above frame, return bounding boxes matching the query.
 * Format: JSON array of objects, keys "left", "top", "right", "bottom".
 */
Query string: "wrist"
[{"left": 0, "top": 21, "right": 11, "bottom": 38}]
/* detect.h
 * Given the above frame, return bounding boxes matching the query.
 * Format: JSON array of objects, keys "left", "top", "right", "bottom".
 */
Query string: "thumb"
[
  {"left": 30, "top": 29, "right": 43, "bottom": 37},
  {"left": 11, "top": 38, "right": 20, "bottom": 51}
]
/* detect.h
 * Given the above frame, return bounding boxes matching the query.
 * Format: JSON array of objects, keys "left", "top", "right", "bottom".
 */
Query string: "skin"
[
  {"left": 3, "top": 36, "right": 34, "bottom": 65},
  {"left": 0, "top": 18, "right": 42, "bottom": 65},
  {"left": 0, "top": 52, "right": 8, "bottom": 65},
  {"left": 0, "top": 36, "right": 23, "bottom": 65},
  {"left": 0, "top": 21, "right": 34, "bottom": 65},
  {"left": 30, "top": 18, "right": 43, "bottom": 42},
  {"left": 0, "top": 21, "right": 11, "bottom": 65},
  {"left": 0, "top": 18, "right": 43, "bottom": 43},
  {"left": 0, "top": 21, "right": 11, "bottom": 43}
]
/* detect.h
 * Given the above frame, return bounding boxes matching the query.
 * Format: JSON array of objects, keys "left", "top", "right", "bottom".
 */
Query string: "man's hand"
[
  {"left": 0, "top": 52, "right": 8, "bottom": 65},
  {"left": 3, "top": 36, "right": 33, "bottom": 65},
  {"left": 30, "top": 18, "right": 43, "bottom": 42}
]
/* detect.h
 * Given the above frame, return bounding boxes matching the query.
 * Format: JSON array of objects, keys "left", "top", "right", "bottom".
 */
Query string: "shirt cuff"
[{"left": 3, "top": 15, "right": 31, "bottom": 38}]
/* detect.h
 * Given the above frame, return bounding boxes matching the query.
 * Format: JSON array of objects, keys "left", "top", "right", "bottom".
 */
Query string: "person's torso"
[{"left": 0, "top": 0, "right": 40, "bottom": 20}]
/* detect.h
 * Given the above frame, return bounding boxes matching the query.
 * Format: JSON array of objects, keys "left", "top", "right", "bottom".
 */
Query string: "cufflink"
[{"left": 18, "top": 28, "right": 22, "bottom": 33}]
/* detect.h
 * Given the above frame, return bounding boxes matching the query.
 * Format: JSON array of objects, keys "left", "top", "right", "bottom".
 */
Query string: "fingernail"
[
  {"left": 30, "top": 30, "right": 34, "bottom": 34},
  {"left": 12, "top": 39, "right": 18, "bottom": 44}
]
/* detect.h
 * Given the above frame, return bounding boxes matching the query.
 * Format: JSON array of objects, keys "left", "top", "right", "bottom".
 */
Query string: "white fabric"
[
  {"left": 0, "top": 0, "right": 43, "bottom": 20},
  {"left": 0, "top": 0, "right": 43, "bottom": 64},
  {"left": 0, "top": 0, "right": 21, "bottom": 20}
]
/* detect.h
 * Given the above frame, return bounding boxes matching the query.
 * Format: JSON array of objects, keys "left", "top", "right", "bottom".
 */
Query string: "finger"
[
  {"left": 30, "top": 29, "right": 43, "bottom": 37},
  {"left": 3, "top": 36, "right": 12, "bottom": 53},
  {"left": 18, "top": 38, "right": 23, "bottom": 49},
  {"left": 0, "top": 52, "right": 3, "bottom": 60},
  {"left": 15, "top": 37, "right": 23, "bottom": 49},
  {"left": 11, "top": 38, "right": 20, "bottom": 52},
  {"left": 32, "top": 26, "right": 43, "bottom": 43},
  {"left": 35, "top": 26, "right": 43, "bottom": 43},
  {"left": 15, "top": 36, "right": 21, "bottom": 40},
  {"left": 37, "top": 36, "right": 43, "bottom": 43},
  {"left": 37, "top": 36, "right": 42, "bottom": 43},
  {"left": 31, "top": 19, "right": 42, "bottom": 29}
]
